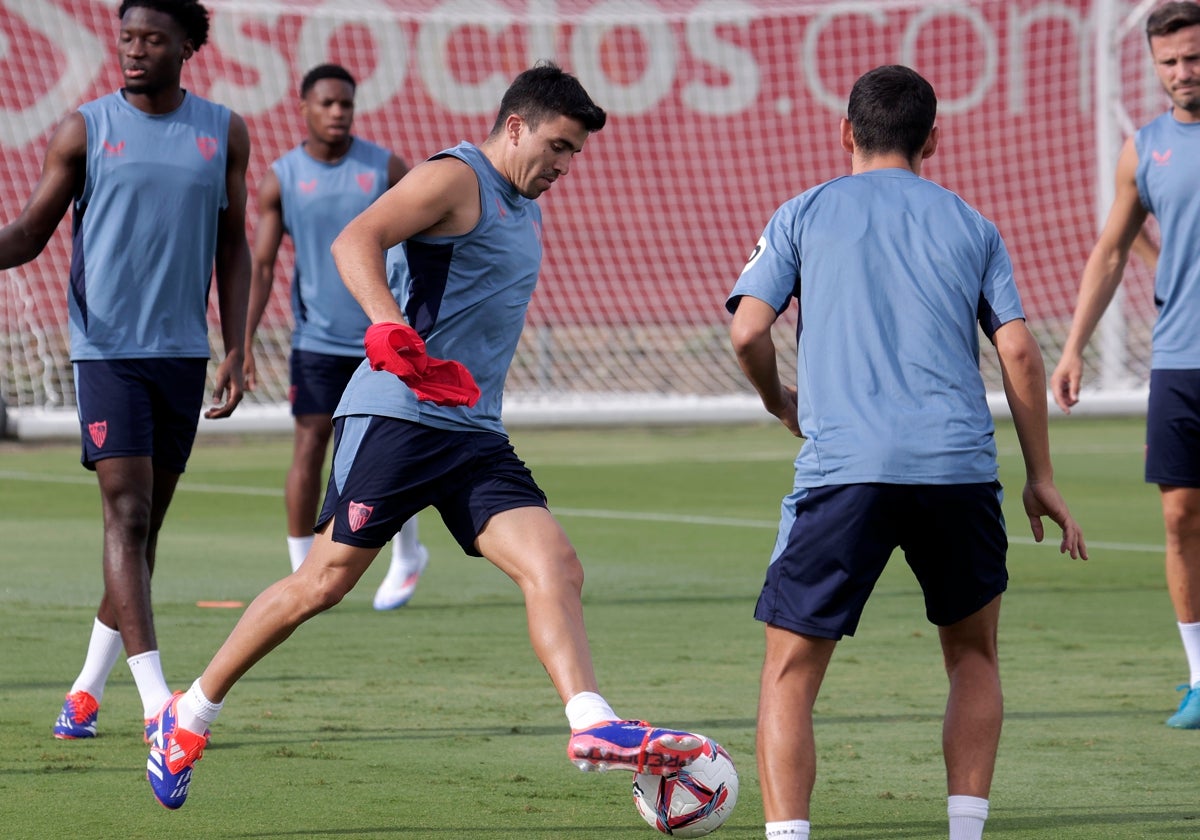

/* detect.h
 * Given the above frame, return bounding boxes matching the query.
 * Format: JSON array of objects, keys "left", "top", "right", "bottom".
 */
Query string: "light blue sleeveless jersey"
[
  {"left": 70, "top": 91, "right": 230, "bottom": 360},
  {"left": 1134, "top": 111, "right": 1200, "bottom": 369},
  {"left": 728, "top": 168, "right": 1025, "bottom": 487},
  {"left": 274, "top": 138, "right": 391, "bottom": 356},
  {"left": 336, "top": 142, "right": 543, "bottom": 435}
]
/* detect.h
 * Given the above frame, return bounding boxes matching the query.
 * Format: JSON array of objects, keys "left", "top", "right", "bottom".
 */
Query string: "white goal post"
[{"left": 0, "top": 0, "right": 1164, "bottom": 439}]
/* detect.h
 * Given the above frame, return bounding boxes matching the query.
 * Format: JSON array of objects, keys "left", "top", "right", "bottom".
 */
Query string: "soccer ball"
[{"left": 631, "top": 738, "right": 738, "bottom": 837}]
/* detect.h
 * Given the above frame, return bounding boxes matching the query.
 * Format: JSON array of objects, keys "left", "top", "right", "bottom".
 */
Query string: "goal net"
[{"left": 0, "top": 0, "right": 1165, "bottom": 437}]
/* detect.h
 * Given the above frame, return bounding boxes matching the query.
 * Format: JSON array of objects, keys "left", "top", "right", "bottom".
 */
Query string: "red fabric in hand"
[{"left": 364, "top": 322, "right": 480, "bottom": 408}]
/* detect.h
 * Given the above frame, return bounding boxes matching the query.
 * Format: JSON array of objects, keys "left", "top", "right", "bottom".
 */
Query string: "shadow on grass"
[{"left": 229, "top": 806, "right": 1200, "bottom": 838}]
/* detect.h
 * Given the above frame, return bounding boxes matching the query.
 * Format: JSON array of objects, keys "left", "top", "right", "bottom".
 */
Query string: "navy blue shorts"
[
  {"left": 756, "top": 482, "right": 1009, "bottom": 640},
  {"left": 316, "top": 415, "right": 548, "bottom": 555},
  {"left": 73, "top": 358, "right": 208, "bottom": 472},
  {"left": 1146, "top": 369, "right": 1200, "bottom": 488},
  {"left": 290, "top": 349, "right": 363, "bottom": 416}
]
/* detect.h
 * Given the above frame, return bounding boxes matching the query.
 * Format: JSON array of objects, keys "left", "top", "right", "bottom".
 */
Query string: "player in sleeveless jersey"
[
  {"left": 244, "top": 63, "right": 430, "bottom": 609},
  {"left": 146, "top": 62, "right": 708, "bottom": 812},
  {"left": 0, "top": 0, "right": 251, "bottom": 744},
  {"left": 1053, "top": 1, "right": 1200, "bottom": 729},
  {"left": 729, "top": 66, "right": 1085, "bottom": 840}
]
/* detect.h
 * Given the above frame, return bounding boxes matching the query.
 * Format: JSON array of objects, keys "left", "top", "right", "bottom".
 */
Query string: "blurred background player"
[
  {"left": 146, "top": 61, "right": 706, "bottom": 811},
  {"left": 0, "top": 0, "right": 250, "bottom": 740},
  {"left": 245, "top": 63, "right": 429, "bottom": 609},
  {"left": 1051, "top": 0, "right": 1200, "bottom": 729},
  {"left": 728, "top": 65, "right": 1086, "bottom": 840}
]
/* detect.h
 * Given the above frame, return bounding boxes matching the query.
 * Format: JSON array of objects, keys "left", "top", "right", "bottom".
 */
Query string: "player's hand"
[
  {"left": 1050, "top": 353, "right": 1083, "bottom": 414},
  {"left": 205, "top": 353, "right": 245, "bottom": 419},
  {"left": 1022, "top": 480, "right": 1087, "bottom": 560},
  {"left": 243, "top": 348, "right": 258, "bottom": 392},
  {"left": 770, "top": 384, "right": 800, "bottom": 437}
]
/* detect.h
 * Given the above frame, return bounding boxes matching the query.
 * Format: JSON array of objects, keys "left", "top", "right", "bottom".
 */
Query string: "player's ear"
[
  {"left": 505, "top": 113, "right": 524, "bottom": 146},
  {"left": 921, "top": 125, "right": 939, "bottom": 160},
  {"left": 839, "top": 117, "right": 855, "bottom": 155}
]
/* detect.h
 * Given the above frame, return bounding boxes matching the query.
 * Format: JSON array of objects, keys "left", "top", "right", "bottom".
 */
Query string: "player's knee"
[{"left": 1162, "top": 500, "right": 1200, "bottom": 542}]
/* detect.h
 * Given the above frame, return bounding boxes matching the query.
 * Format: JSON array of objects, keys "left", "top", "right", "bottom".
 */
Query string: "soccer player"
[
  {"left": 1052, "top": 0, "right": 1200, "bottom": 729},
  {"left": 145, "top": 61, "right": 706, "bottom": 810},
  {"left": 0, "top": 0, "right": 250, "bottom": 741},
  {"left": 728, "top": 66, "right": 1086, "bottom": 840},
  {"left": 245, "top": 63, "right": 430, "bottom": 609}
]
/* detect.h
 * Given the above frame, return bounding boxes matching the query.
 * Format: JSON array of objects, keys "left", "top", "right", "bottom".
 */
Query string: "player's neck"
[
  {"left": 122, "top": 86, "right": 186, "bottom": 116},
  {"left": 1171, "top": 105, "right": 1200, "bottom": 125},
  {"left": 851, "top": 153, "right": 920, "bottom": 176},
  {"left": 305, "top": 136, "right": 354, "bottom": 163}
]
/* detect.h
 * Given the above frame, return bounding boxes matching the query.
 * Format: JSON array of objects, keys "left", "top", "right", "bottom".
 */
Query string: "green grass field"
[{"left": 1, "top": 416, "right": 1197, "bottom": 839}]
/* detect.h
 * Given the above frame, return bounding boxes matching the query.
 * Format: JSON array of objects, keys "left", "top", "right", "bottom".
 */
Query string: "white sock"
[
  {"left": 69, "top": 618, "right": 124, "bottom": 702},
  {"left": 948, "top": 795, "right": 988, "bottom": 840},
  {"left": 287, "top": 534, "right": 314, "bottom": 573},
  {"left": 1178, "top": 621, "right": 1200, "bottom": 686},
  {"left": 765, "top": 820, "right": 810, "bottom": 839},
  {"left": 394, "top": 516, "right": 423, "bottom": 560},
  {"left": 564, "top": 691, "right": 618, "bottom": 730},
  {"left": 177, "top": 678, "right": 223, "bottom": 734},
  {"left": 127, "top": 651, "right": 172, "bottom": 719}
]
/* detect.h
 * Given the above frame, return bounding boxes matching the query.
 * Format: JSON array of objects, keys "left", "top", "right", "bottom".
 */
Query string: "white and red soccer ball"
[{"left": 631, "top": 737, "right": 738, "bottom": 837}]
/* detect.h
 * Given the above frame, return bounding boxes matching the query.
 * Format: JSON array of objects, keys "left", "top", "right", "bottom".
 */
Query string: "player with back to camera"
[
  {"left": 728, "top": 65, "right": 1087, "bottom": 840},
  {"left": 245, "top": 62, "right": 431, "bottom": 610},
  {"left": 145, "top": 61, "right": 708, "bottom": 811},
  {"left": 0, "top": 0, "right": 250, "bottom": 743},
  {"left": 1052, "top": 0, "right": 1200, "bottom": 730}
]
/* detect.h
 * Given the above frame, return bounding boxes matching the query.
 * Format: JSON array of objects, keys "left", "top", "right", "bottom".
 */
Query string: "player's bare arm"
[
  {"left": 207, "top": 111, "right": 252, "bottom": 419},
  {"left": 0, "top": 112, "right": 86, "bottom": 268},
  {"left": 994, "top": 318, "right": 1087, "bottom": 559},
  {"left": 244, "top": 166, "right": 284, "bottom": 390},
  {"left": 728, "top": 294, "right": 799, "bottom": 436},
  {"left": 332, "top": 156, "right": 479, "bottom": 324},
  {"left": 1051, "top": 137, "right": 1149, "bottom": 413},
  {"left": 386, "top": 152, "right": 411, "bottom": 188}
]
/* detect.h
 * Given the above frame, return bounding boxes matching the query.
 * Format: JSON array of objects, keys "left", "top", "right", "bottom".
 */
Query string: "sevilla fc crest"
[
  {"left": 88, "top": 420, "right": 107, "bottom": 448},
  {"left": 347, "top": 501, "right": 374, "bottom": 532},
  {"left": 196, "top": 136, "right": 218, "bottom": 160}
]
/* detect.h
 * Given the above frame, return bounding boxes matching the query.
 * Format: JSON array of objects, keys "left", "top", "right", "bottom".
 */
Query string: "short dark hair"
[
  {"left": 118, "top": 0, "right": 210, "bottom": 50},
  {"left": 490, "top": 61, "right": 606, "bottom": 136},
  {"left": 300, "top": 64, "right": 357, "bottom": 99},
  {"left": 846, "top": 65, "right": 937, "bottom": 160},
  {"left": 1146, "top": 1, "right": 1200, "bottom": 39}
]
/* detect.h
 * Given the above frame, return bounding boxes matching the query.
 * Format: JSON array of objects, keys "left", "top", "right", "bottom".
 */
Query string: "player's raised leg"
[{"left": 475, "top": 505, "right": 704, "bottom": 775}]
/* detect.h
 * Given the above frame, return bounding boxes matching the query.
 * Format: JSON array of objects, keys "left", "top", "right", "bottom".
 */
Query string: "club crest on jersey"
[
  {"left": 1151, "top": 149, "right": 1172, "bottom": 166},
  {"left": 347, "top": 501, "right": 374, "bottom": 532},
  {"left": 88, "top": 420, "right": 107, "bottom": 448},
  {"left": 196, "top": 136, "right": 218, "bottom": 161},
  {"left": 356, "top": 173, "right": 375, "bottom": 193}
]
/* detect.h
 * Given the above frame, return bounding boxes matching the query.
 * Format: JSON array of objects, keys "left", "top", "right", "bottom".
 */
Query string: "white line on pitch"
[{"left": 0, "top": 471, "right": 1165, "bottom": 552}]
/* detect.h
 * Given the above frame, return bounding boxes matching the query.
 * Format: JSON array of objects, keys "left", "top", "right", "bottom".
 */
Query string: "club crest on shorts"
[
  {"left": 347, "top": 501, "right": 374, "bottom": 532},
  {"left": 88, "top": 420, "right": 107, "bottom": 448}
]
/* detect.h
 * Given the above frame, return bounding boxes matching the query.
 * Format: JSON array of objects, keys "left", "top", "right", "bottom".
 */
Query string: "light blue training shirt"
[
  {"left": 336, "top": 141, "right": 543, "bottom": 435},
  {"left": 70, "top": 91, "right": 230, "bottom": 360},
  {"left": 1134, "top": 110, "right": 1200, "bottom": 370},
  {"left": 273, "top": 137, "right": 392, "bottom": 356},
  {"left": 727, "top": 168, "right": 1025, "bottom": 487}
]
